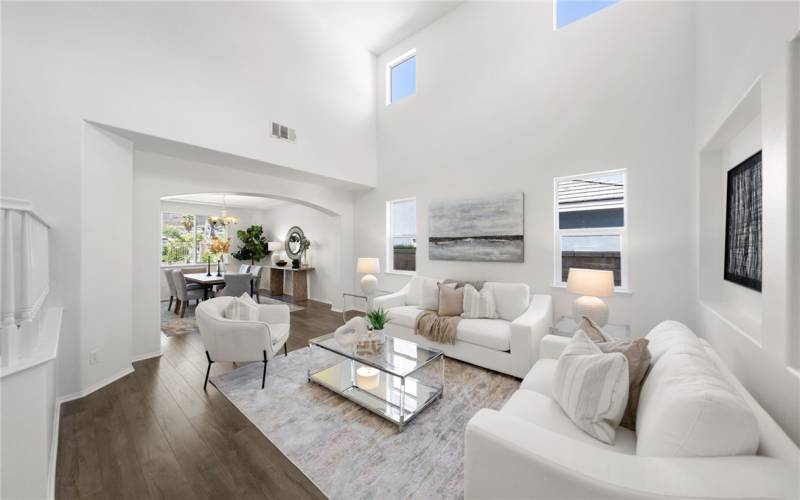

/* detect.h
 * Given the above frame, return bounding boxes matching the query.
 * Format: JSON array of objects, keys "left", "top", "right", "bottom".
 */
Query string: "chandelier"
[{"left": 209, "top": 194, "right": 239, "bottom": 227}]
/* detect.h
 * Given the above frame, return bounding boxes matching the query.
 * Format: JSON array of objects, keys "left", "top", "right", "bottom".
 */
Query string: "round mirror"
[{"left": 285, "top": 226, "right": 305, "bottom": 259}]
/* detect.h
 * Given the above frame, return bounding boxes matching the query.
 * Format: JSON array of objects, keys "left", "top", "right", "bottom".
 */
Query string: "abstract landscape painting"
[{"left": 429, "top": 192, "right": 524, "bottom": 262}]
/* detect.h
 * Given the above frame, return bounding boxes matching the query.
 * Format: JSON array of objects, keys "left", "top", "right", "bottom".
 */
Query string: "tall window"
[
  {"left": 554, "top": 170, "right": 626, "bottom": 288},
  {"left": 387, "top": 49, "right": 416, "bottom": 104},
  {"left": 387, "top": 198, "right": 416, "bottom": 273},
  {"left": 161, "top": 212, "right": 227, "bottom": 265}
]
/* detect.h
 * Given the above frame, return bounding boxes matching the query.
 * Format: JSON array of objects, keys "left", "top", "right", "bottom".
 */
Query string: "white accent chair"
[
  {"left": 373, "top": 276, "right": 553, "bottom": 378},
  {"left": 464, "top": 324, "right": 800, "bottom": 499},
  {"left": 196, "top": 296, "right": 291, "bottom": 390}
]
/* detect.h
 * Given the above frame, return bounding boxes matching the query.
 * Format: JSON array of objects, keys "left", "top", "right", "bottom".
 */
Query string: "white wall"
[
  {"left": 80, "top": 124, "right": 135, "bottom": 389},
  {"left": 356, "top": 1, "right": 697, "bottom": 338},
  {"left": 256, "top": 203, "right": 341, "bottom": 304},
  {"left": 695, "top": 1, "right": 800, "bottom": 443},
  {"left": 133, "top": 149, "right": 356, "bottom": 361},
  {"left": 1, "top": 1, "right": 375, "bottom": 398}
]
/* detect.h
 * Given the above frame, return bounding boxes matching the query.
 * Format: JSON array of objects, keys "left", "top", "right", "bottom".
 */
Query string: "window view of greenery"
[
  {"left": 161, "top": 212, "right": 227, "bottom": 264},
  {"left": 390, "top": 199, "right": 416, "bottom": 272}
]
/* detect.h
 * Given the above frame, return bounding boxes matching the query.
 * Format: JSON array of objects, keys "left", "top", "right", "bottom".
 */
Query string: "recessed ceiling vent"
[{"left": 271, "top": 122, "right": 296, "bottom": 143}]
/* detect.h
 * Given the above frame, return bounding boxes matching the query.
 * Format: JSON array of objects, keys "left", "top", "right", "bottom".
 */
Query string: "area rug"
[
  {"left": 160, "top": 297, "right": 304, "bottom": 337},
  {"left": 212, "top": 349, "right": 519, "bottom": 499}
]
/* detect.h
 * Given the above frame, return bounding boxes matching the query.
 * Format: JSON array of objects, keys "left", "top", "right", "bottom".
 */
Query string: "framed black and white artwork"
[{"left": 724, "top": 150, "right": 762, "bottom": 291}]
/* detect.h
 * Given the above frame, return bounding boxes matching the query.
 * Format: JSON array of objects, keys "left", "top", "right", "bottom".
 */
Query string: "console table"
[{"left": 268, "top": 266, "right": 314, "bottom": 301}]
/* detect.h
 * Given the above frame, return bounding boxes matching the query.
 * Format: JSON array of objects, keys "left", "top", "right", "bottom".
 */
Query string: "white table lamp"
[
  {"left": 357, "top": 257, "right": 380, "bottom": 300},
  {"left": 566, "top": 268, "right": 614, "bottom": 326}
]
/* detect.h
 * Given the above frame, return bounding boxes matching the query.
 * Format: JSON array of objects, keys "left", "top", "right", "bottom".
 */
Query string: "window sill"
[
  {"left": 550, "top": 283, "right": 633, "bottom": 296},
  {"left": 385, "top": 270, "right": 416, "bottom": 277}
]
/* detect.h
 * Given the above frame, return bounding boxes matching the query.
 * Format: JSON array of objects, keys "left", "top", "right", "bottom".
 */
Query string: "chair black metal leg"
[
  {"left": 204, "top": 351, "right": 213, "bottom": 391},
  {"left": 261, "top": 350, "right": 268, "bottom": 389},
  {"left": 168, "top": 296, "right": 173, "bottom": 311},
  {"left": 284, "top": 343, "right": 288, "bottom": 357}
]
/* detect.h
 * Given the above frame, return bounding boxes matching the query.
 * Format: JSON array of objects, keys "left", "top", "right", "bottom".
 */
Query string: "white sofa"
[
  {"left": 465, "top": 321, "right": 800, "bottom": 499},
  {"left": 373, "top": 276, "right": 553, "bottom": 378}
]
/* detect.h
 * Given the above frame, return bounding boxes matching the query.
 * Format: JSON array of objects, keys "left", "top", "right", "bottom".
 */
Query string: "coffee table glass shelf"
[{"left": 307, "top": 333, "right": 444, "bottom": 431}]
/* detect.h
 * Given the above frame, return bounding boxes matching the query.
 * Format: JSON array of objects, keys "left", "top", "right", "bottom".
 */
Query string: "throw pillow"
[
  {"left": 461, "top": 284, "right": 499, "bottom": 319},
  {"left": 437, "top": 283, "right": 464, "bottom": 316},
  {"left": 596, "top": 338, "right": 651, "bottom": 430},
  {"left": 224, "top": 293, "right": 259, "bottom": 321},
  {"left": 442, "top": 279, "right": 486, "bottom": 291},
  {"left": 420, "top": 278, "right": 444, "bottom": 311},
  {"left": 553, "top": 330, "right": 630, "bottom": 444},
  {"left": 576, "top": 315, "right": 609, "bottom": 342}
]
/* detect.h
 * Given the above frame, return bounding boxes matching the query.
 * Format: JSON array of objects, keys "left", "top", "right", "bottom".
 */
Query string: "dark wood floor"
[{"left": 56, "top": 298, "right": 358, "bottom": 500}]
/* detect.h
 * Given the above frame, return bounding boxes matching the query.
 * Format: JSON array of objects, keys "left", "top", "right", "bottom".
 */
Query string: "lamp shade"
[
  {"left": 267, "top": 241, "right": 282, "bottom": 251},
  {"left": 357, "top": 257, "right": 380, "bottom": 274},
  {"left": 566, "top": 268, "right": 614, "bottom": 297}
]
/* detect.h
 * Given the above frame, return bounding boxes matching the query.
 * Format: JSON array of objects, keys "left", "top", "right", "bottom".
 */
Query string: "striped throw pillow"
[
  {"left": 461, "top": 284, "right": 498, "bottom": 319},
  {"left": 553, "top": 330, "right": 630, "bottom": 444},
  {"left": 224, "top": 293, "right": 259, "bottom": 321}
]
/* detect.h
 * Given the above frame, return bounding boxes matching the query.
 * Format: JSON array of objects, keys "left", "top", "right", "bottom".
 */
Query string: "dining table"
[{"left": 184, "top": 272, "right": 254, "bottom": 300}]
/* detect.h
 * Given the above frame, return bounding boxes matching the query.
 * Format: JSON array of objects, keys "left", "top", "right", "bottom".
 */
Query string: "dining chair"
[
  {"left": 163, "top": 268, "right": 201, "bottom": 312},
  {"left": 217, "top": 273, "right": 252, "bottom": 298},
  {"left": 196, "top": 296, "right": 290, "bottom": 389},
  {"left": 249, "top": 265, "right": 263, "bottom": 303},
  {"left": 171, "top": 270, "right": 205, "bottom": 317}
]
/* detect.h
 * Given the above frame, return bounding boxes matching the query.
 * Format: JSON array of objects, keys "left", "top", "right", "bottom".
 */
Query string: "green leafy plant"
[
  {"left": 231, "top": 224, "right": 270, "bottom": 264},
  {"left": 366, "top": 307, "right": 389, "bottom": 331}
]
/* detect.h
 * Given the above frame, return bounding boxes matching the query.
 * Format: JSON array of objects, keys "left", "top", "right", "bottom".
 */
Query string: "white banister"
[{"left": 0, "top": 198, "right": 51, "bottom": 367}]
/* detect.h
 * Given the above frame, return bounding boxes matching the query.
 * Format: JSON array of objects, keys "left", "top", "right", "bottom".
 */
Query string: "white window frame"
[
  {"left": 386, "top": 197, "right": 417, "bottom": 275},
  {"left": 385, "top": 48, "right": 417, "bottom": 105},
  {"left": 553, "top": 169, "right": 629, "bottom": 291}
]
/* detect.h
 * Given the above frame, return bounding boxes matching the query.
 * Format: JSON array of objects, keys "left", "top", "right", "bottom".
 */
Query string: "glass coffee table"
[{"left": 307, "top": 333, "right": 445, "bottom": 431}]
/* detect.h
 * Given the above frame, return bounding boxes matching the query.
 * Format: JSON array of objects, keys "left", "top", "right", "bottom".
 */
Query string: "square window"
[{"left": 387, "top": 51, "right": 416, "bottom": 104}]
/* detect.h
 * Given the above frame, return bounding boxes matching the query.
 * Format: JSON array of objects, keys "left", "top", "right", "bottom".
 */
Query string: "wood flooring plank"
[{"left": 57, "top": 298, "right": 348, "bottom": 500}]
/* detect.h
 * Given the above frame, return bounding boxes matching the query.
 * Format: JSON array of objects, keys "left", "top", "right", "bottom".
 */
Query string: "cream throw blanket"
[{"left": 415, "top": 310, "right": 460, "bottom": 344}]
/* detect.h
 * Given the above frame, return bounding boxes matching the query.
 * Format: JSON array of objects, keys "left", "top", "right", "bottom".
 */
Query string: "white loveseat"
[
  {"left": 373, "top": 276, "right": 553, "bottom": 378},
  {"left": 464, "top": 321, "right": 800, "bottom": 499}
]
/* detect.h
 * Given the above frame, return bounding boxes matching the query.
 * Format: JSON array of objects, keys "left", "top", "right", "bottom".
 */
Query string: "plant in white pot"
[{"left": 359, "top": 308, "right": 388, "bottom": 355}]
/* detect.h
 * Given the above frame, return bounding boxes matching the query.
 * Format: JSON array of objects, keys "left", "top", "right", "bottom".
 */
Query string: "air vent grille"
[{"left": 271, "top": 121, "right": 296, "bottom": 143}]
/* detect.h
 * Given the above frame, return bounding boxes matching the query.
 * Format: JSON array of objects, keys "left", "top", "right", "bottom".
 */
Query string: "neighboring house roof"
[{"left": 558, "top": 178, "right": 624, "bottom": 212}]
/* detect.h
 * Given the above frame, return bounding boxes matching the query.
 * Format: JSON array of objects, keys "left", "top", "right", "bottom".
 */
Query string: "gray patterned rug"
[
  {"left": 160, "top": 296, "right": 304, "bottom": 337},
  {"left": 212, "top": 349, "right": 519, "bottom": 499}
]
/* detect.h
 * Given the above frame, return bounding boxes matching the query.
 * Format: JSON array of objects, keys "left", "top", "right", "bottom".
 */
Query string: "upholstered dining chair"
[
  {"left": 217, "top": 273, "right": 252, "bottom": 298},
  {"left": 249, "top": 265, "right": 263, "bottom": 303},
  {"left": 163, "top": 268, "right": 201, "bottom": 313},
  {"left": 196, "top": 296, "right": 290, "bottom": 389},
  {"left": 171, "top": 270, "right": 205, "bottom": 317}
]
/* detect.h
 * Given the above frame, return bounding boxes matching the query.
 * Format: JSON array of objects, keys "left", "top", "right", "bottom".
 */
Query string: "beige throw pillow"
[
  {"left": 576, "top": 315, "right": 609, "bottom": 342},
  {"left": 461, "top": 284, "right": 498, "bottom": 319},
  {"left": 596, "top": 338, "right": 651, "bottom": 430},
  {"left": 553, "top": 330, "right": 629, "bottom": 444},
  {"left": 437, "top": 283, "right": 464, "bottom": 316}
]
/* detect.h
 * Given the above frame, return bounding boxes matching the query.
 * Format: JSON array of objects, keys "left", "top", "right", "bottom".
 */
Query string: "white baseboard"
[
  {"left": 132, "top": 349, "right": 162, "bottom": 363},
  {"left": 47, "top": 364, "right": 134, "bottom": 499}
]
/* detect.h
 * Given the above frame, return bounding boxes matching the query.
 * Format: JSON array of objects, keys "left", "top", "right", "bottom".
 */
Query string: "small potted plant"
[{"left": 359, "top": 308, "right": 388, "bottom": 355}]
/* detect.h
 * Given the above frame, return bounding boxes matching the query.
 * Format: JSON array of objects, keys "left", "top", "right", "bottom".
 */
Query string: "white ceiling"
[
  {"left": 307, "top": 1, "right": 463, "bottom": 54},
  {"left": 162, "top": 193, "right": 287, "bottom": 211}
]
